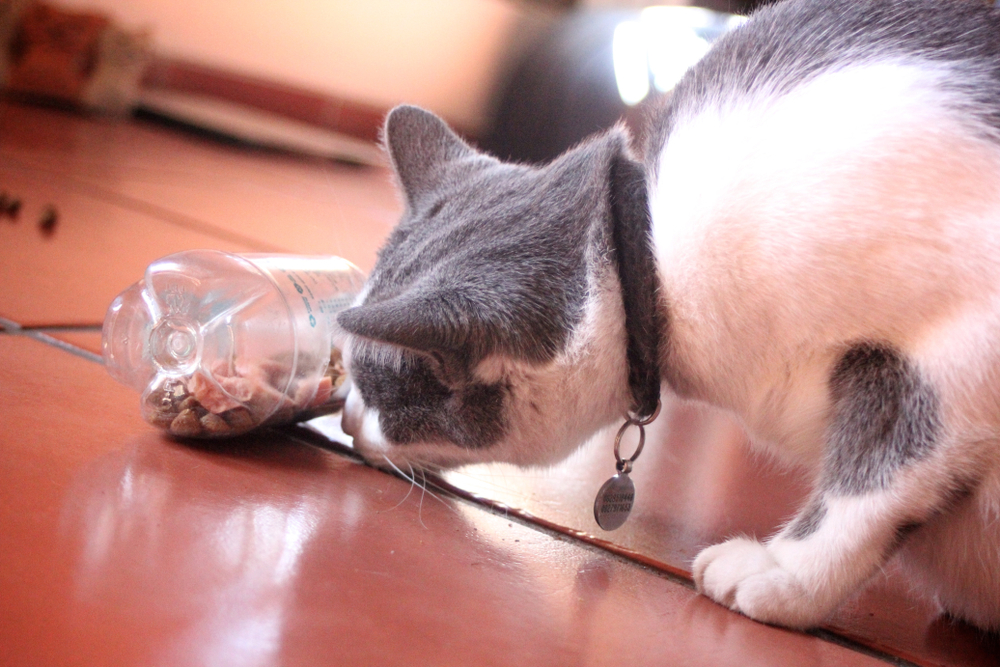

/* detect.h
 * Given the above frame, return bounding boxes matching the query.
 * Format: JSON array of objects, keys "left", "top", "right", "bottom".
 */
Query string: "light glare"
[{"left": 613, "top": 20, "right": 650, "bottom": 106}]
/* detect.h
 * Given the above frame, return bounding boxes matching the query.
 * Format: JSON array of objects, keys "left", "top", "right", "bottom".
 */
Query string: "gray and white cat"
[{"left": 337, "top": 0, "right": 1000, "bottom": 632}]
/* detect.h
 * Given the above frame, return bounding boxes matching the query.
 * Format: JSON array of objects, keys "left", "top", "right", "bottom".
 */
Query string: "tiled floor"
[{"left": 1, "top": 101, "right": 997, "bottom": 666}]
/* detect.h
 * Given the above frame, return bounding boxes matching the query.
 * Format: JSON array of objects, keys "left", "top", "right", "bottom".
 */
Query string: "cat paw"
[{"left": 692, "top": 538, "right": 829, "bottom": 629}]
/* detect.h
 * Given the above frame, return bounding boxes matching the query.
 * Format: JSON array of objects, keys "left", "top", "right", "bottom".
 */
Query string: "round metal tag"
[{"left": 593, "top": 472, "right": 635, "bottom": 531}]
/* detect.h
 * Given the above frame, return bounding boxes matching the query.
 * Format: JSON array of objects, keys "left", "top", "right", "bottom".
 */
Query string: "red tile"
[
  {"left": 0, "top": 101, "right": 399, "bottom": 327},
  {"left": 0, "top": 336, "right": 891, "bottom": 667},
  {"left": 0, "top": 163, "right": 260, "bottom": 326},
  {"left": 0, "top": 101, "right": 400, "bottom": 272},
  {"left": 428, "top": 399, "right": 1000, "bottom": 666}
]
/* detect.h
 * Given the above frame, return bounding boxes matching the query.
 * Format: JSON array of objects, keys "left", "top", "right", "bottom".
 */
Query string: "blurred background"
[{"left": 0, "top": 0, "right": 766, "bottom": 165}]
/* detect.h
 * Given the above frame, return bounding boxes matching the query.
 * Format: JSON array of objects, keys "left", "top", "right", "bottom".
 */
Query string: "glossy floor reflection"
[
  {"left": 2, "top": 100, "right": 997, "bottom": 666},
  {"left": 436, "top": 402, "right": 1000, "bottom": 666},
  {"left": 2, "top": 336, "right": 891, "bottom": 666}
]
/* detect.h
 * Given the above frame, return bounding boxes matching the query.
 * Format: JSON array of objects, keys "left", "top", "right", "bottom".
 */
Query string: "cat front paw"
[{"left": 692, "top": 537, "right": 830, "bottom": 629}]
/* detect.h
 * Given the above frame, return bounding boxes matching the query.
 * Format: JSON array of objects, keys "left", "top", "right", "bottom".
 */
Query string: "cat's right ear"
[{"left": 384, "top": 105, "right": 475, "bottom": 207}]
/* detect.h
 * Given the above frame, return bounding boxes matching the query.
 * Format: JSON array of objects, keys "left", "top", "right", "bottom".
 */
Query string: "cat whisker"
[
  {"left": 378, "top": 454, "right": 456, "bottom": 527},
  {"left": 380, "top": 454, "right": 418, "bottom": 513},
  {"left": 416, "top": 466, "right": 451, "bottom": 509},
  {"left": 411, "top": 462, "right": 428, "bottom": 529}
]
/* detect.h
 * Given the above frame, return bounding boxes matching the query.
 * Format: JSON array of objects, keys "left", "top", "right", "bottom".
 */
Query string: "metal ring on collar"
[
  {"left": 627, "top": 398, "right": 662, "bottom": 427},
  {"left": 613, "top": 420, "right": 646, "bottom": 474}
]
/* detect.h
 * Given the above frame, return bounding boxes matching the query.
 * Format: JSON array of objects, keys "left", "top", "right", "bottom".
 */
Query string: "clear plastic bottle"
[{"left": 102, "top": 250, "right": 365, "bottom": 438}]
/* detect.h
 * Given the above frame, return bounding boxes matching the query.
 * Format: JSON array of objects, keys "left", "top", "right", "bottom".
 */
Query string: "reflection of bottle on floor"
[{"left": 103, "top": 250, "right": 365, "bottom": 438}]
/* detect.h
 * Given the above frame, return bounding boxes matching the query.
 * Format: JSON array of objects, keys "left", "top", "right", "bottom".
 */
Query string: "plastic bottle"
[{"left": 102, "top": 250, "right": 365, "bottom": 438}]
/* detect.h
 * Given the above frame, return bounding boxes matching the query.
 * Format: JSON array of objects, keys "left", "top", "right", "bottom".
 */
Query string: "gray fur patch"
[
  {"left": 824, "top": 343, "right": 941, "bottom": 495},
  {"left": 787, "top": 497, "right": 827, "bottom": 540},
  {"left": 351, "top": 350, "right": 508, "bottom": 449},
  {"left": 338, "top": 106, "right": 627, "bottom": 368}
]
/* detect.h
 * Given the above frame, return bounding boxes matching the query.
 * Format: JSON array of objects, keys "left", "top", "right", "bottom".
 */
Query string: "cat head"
[{"left": 336, "top": 105, "right": 646, "bottom": 470}]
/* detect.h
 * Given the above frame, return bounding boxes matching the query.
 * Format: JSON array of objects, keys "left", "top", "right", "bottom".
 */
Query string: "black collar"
[{"left": 609, "top": 154, "right": 663, "bottom": 420}]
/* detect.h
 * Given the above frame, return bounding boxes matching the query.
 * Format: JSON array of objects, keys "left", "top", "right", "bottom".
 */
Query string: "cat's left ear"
[
  {"left": 383, "top": 105, "right": 479, "bottom": 207},
  {"left": 337, "top": 287, "right": 496, "bottom": 383}
]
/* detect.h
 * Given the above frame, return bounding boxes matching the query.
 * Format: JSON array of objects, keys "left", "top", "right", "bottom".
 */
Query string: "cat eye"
[
  {"left": 426, "top": 349, "right": 467, "bottom": 388},
  {"left": 425, "top": 200, "right": 445, "bottom": 218}
]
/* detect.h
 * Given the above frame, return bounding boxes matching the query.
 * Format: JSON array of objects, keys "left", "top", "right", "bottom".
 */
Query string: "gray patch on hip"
[{"left": 824, "top": 342, "right": 941, "bottom": 495}]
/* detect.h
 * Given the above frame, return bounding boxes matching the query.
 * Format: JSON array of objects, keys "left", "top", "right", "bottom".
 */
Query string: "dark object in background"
[
  {"left": 480, "top": 10, "right": 630, "bottom": 165},
  {"left": 480, "top": 3, "right": 756, "bottom": 165},
  {"left": 38, "top": 203, "right": 56, "bottom": 235},
  {"left": 0, "top": 0, "right": 150, "bottom": 114},
  {"left": 0, "top": 191, "right": 22, "bottom": 220}
]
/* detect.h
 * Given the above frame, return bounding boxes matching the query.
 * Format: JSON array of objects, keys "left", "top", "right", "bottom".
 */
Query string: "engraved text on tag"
[{"left": 594, "top": 472, "right": 635, "bottom": 531}]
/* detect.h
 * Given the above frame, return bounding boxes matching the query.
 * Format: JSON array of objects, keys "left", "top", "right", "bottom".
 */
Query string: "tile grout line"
[
  {"left": 426, "top": 470, "right": 922, "bottom": 667},
  {"left": 286, "top": 427, "right": 922, "bottom": 667},
  {"left": 20, "top": 324, "right": 104, "bottom": 332},
  {"left": 0, "top": 317, "right": 103, "bottom": 364},
  {"left": 808, "top": 629, "right": 923, "bottom": 667}
]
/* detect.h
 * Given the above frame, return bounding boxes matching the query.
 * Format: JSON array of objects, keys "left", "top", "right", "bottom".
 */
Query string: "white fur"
[
  {"left": 900, "top": 469, "right": 1000, "bottom": 629},
  {"left": 342, "top": 388, "right": 388, "bottom": 455},
  {"left": 657, "top": 63, "right": 1000, "bottom": 629}
]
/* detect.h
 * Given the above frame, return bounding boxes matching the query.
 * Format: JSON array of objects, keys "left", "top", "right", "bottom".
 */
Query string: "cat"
[{"left": 336, "top": 0, "right": 1000, "bottom": 632}]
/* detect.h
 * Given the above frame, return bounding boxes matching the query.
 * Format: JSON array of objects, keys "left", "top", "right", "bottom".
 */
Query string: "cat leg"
[{"left": 692, "top": 343, "right": 967, "bottom": 628}]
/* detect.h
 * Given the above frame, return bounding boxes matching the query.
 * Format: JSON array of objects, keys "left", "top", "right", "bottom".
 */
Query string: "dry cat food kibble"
[{"left": 143, "top": 348, "right": 348, "bottom": 438}]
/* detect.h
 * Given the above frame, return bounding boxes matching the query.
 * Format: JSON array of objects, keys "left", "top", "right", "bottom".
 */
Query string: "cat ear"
[
  {"left": 337, "top": 289, "right": 477, "bottom": 358},
  {"left": 338, "top": 289, "right": 489, "bottom": 384},
  {"left": 383, "top": 105, "right": 475, "bottom": 205}
]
